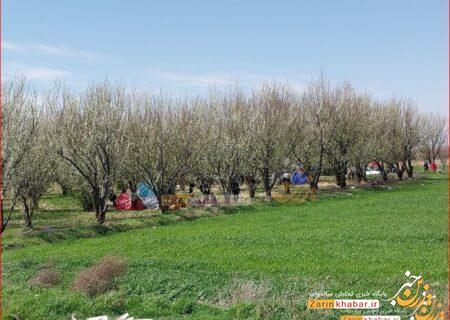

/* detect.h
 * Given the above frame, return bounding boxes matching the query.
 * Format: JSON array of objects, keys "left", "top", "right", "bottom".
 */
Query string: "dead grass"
[
  {"left": 28, "top": 268, "right": 61, "bottom": 287},
  {"left": 72, "top": 255, "right": 127, "bottom": 297}
]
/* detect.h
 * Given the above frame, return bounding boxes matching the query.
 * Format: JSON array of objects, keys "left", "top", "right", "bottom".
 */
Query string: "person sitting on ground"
[
  {"left": 188, "top": 194, "right": 197, "bottom": 207},
  {"left": 188, "top": 194, "right": 203, "bottom": 207},
  {"left": 210, "top": 192, "right": 218, "bottom": 206},
  {"left": 203, "top": 194, "right": 210, "bottom": 206},
  {"left": 431, "top": 161, "right": 437, "bottom": 172},
  {"left": 197, "top": 196, "right": 205, "bottom": 207},
  {"left": 109, "top": 191, "right": 117, "bottom": 207}
]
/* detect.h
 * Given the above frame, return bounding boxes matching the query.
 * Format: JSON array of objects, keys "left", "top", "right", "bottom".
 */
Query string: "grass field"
[{"left": 2, "top": 173, "right": 448, "bottom": 319}]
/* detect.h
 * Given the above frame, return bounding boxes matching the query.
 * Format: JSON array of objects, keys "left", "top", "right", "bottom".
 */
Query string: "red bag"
[
  {"left": 115, "top": 192, "right": 132, "bottom": 211},
  {"left": 132, "top": 198, "right": 145, "bottom": 211}
]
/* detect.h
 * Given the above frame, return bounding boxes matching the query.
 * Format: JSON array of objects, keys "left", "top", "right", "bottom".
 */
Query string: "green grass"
[{"left": 2, "top": 173, "right": 448, "bottom": 319}]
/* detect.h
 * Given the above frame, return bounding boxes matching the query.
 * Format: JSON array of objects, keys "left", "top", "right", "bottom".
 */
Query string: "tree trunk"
[
  {"left": 406, "top": 159, "right": 413, "bottom": 178},
  {"left": 381, "top": 168, "right": 388, "bottom": 181},
  {"left": 21, "top": 196, "right": 33, "bottom": 229},
  {"left": 308, "top": 174, "right": 319, "bottom": 190},
  {"left": 375, "top": 161, "right": 388, "bottom": 181},
  {"left": 334, "top": 164, "right": 347, "bottom": 188},
  {"left": 335, "top": 173, "right": 346, "bottom": 188},
  {"left": 32, "top": 195, "right": 39, "bottom": 210},
  {"left": 95, "top": 200, "right": 107, "bottom": 224},
  {"left": 249, "top": 186, "right": 256, "bottom": 198},
  {"left": 24, "top": 215, "right": 32, "bottom": 228},
  {"left": 128, "top": 180, "right": 138, "bottom": 192},
  {"left": 157, "top": 195, "right": 168, "bottom": 213},
  {"left": 179, "top": 177, "right": 186, "bottom": 191},
  {"left": 93, "top": 187, "right": 107, "bottom": 224},
  {"left": 199, "top": 179, "right": 211, "bottom": 195},
  {"left": 262, "top": 168, "right": 272, "bottom": 201},
  {"left": 396, "top": 170, "right": 404, "bottom": 180},
  {"left": 224, "top": 194, "right": 232, "bottom": 205},
  {"left": 307, "top": 174, "right": 319, "bottom": 200},
  {"left": 265, "top": 189, "right": 272, "bottom": 202},
  {"left": 247, "top": 178, "right": 257, "bottom": 198},
  {"left": 355, "top": 165, "right": 367, "bottom": 183}
]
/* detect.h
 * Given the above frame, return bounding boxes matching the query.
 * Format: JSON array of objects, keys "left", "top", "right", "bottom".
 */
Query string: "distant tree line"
[{"left": 2, "top": 75, "right": 447, "bottom": 230}]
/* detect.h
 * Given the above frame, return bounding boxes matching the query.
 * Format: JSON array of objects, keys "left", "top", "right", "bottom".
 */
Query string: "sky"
[{"left": 2, "top": 0, "right": 448, "bottom": 114}]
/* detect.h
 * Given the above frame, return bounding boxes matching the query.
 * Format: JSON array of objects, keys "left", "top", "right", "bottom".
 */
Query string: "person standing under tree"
[
  {"left": 281, "top": 172, "right": 291, "bottom": 194},
  {"left": 231, "top": 179, "right": 241, "bottom": 203},
  {"left": 423, "top": 160, "right": 429, "bottom": 171}
]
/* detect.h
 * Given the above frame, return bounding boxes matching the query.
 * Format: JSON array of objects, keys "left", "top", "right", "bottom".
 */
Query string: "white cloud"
[
  {"left": 5, "top": 63, "right": 71, "bottom": 81},
  {"left": 32, "top": 43, "right": 114, "bottom": 62},
  {"left": 23, "top": 66, "right": 71, "bottom": 80},
  {"left": 149, "top": 70, "right": 309, "bottom": 91},
  {"left": 2, "top": 40, "right": 115, "bottom": 63},
  {"left": 153, "top": 71, "right": 235, "bottom": 86}
]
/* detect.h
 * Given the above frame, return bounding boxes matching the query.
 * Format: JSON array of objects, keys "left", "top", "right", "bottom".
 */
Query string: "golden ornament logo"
[{"left": 384, "top": 271, "right": 445, "bottom": 320}]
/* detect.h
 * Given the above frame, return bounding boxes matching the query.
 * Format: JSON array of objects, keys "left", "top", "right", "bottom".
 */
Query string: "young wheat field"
[{"left": 2, "top": 173, "right": 448, "bottom": 319}]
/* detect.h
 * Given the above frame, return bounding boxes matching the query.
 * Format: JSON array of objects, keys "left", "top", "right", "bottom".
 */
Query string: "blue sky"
[{"left": 3, "top": 0, "right": 448, "bottom": 113}]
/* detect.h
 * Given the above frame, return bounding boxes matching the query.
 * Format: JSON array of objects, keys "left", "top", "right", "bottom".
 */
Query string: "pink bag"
[{"left": 115, "top": 192, "right": 132, "bottom": 211}]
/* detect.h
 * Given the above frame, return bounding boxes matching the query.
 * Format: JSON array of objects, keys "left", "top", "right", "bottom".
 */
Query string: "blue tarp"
[
  {"left": 137, "top": 182, "right": 159, "bottom": 209},
  {"left": 291, "top": 171, "right": 308, "bottom": 185},
  {"left": 137, "top": 182, "right": 155, "bottom": 197}
]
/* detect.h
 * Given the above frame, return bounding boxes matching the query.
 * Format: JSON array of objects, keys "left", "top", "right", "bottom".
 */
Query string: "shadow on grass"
[
  {"left": 12, "top": 206, "right": 255, "bottom": 247},
  {"left": 6, "top": 173, "right": 444, "bottom": 250},
  {"left": 219, "top": 205, "right": 257, "bottom": 215},
  {"left": 29, "top": 223, "right": 146, "bottom": 244}
]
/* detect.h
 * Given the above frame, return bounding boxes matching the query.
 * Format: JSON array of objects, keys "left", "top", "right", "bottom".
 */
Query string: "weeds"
[{"left": 73, "top": 256, "right": 127, "bottom": 297}]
